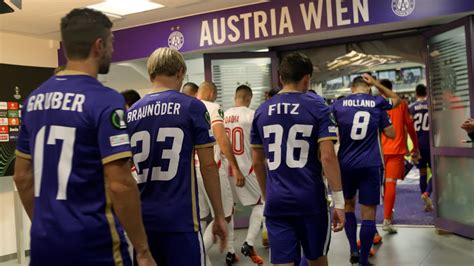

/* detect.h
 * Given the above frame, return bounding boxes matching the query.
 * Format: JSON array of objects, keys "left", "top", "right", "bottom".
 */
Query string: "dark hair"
[
  {"left": 268, "top": 88, "right": 281, "bottom": 98},
  {"left": 279, "top": 53, "right": 313, "bottom": 84},
  {"left": 235, "top": 85, "right": 253, "bottom": 97},
  {"left": 416, "top": 84, "right": 427, "bottom": 97},
  {"left": 351, "top": 76, "right": 369, "bottom": 88},
  {"left": 121, "top": 90, "right": 141, "bottom": 107},
  {"left": 183, "top": 82, "right": 199, "bottom": 92},
  {"left": 61, "top": 8, "right": 112, "bottom": 60},
  {"left": 380, "top": 79, "right": 393, "bottom": 90}
]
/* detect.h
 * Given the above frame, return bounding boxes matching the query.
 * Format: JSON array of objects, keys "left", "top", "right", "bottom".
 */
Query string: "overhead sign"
[{"left": 58, "top": 0, "right": 474, "bottom": 64}]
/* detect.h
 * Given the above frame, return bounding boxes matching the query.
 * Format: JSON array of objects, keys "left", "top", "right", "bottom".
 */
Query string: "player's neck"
[
  {"left": 151, "top": 76, "right": 180, "bottom": 92},
  {"left": 417, "top": 96, "right": 427, "bottom": 101},
  {"left": 280, "top": 84, "right": 305, "bottom": 93},
  {"left": 65, "top": 61, "right": 98, "bottom": 78}
]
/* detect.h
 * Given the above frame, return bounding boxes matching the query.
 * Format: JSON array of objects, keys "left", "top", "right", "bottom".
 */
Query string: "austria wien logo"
[{"left": 392, "top": 0, "right": 415, "bottom": 17}]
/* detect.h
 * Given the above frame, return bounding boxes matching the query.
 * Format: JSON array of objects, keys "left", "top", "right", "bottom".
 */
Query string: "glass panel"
[
  {"left": 211, "top": 58, "right": 272, "bottom": 111},
  {"left": 434, "top": 156, "right": 474, "bottom": 226},
  {"left": 429, "top": 26, "right": 471, "bottom": 148}
]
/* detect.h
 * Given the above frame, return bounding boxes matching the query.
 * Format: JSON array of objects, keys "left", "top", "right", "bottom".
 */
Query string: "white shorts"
[
  {"left": 197, "top": 166, "right": 234, "bottom": 218},
  {"left": 231, "top": 172, "right": 262, "bottom": 206}
]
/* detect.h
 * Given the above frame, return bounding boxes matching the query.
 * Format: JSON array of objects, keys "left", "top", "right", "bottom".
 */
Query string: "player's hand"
[
  {"left": 234, "top": 170, "right": 246, "bottom": 187},
  {"left": 461, "top": 119, "right": 474, "bottom": 134},
  {"left": 411, "top": 149, "right": 420, "bottom": 164},
  {"left": 362, "top": 73, "right": 377, "bottom": 86},
  {"left": 331, "top": 208, "right": 345, "bottom": 232},
  {"left": 135, "top": 249, "right": 157, "bottom": 266},
  {"left": 212, "top": 216, "right": 228, "bottom": 253}
]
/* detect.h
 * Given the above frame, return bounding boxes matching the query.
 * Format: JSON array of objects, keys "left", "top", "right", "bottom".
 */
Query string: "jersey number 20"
[{"left": 413, "top": 113, "right": 429, "bottom": 131}]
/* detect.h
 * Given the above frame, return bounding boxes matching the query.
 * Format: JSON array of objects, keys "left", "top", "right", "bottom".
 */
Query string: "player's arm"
[
  {"left": 383, "top": 126, "right": 396, "bottom": 139},
  {"left": 404, "top": 106, "right": 420, "bottom": 159},
  {"left": 13, "top": 156, "right": 34, "bottom": 220},
  {"left": 196, "top": 146, "right": 228, "bottom": 251},
  {"left": 105, "top": 158, "right": 153, "bottom": 261},
  {"left": 252, "top": 147, "right": 267, "bottom": 200},
  {"left": 212, "top": 122, "right": 245, "bottom": 187},
  {"left": 362, "top": 73, "right": 401, "bottom": 108}
]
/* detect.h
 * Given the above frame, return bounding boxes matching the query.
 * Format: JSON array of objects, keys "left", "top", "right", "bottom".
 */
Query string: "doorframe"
[
  {"left": 203, "top": 51, "right": 280, "bottom": 90},
  {"left": 423, "top": 15, "right": 474, "bottom": 239}
]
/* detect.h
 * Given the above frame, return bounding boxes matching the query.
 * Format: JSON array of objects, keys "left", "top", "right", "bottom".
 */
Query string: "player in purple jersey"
[
  {"left": 127, "top": 48, "right": 227, "bottom": 266},
  {"left": 13, "top": 8, "right": 155, "bottom": 266},
  {"left": 332, "top": 74, "right": 400, "bottom": 266},
  {"left": 251, "top": 53, "right": 345, "bottom": 266},
  {"left": 409, "top": 84, "right": 433, "bottom": 212}
]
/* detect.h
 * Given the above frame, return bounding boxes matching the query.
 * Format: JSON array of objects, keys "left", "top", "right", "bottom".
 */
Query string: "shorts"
[
  {"left": 384, "top": 154, "right": 405, "bottom": 180},
  {"left": 232, "top": 172, "right": 262, "bottom": 206},
  {"left": 133, "top": 231, "right": 205, "bottom": 266},
  {"left": 417, "top": 148, "right": 431, "bottom": 169},
  {"left": 197, "top": 164, "right": 234, "bottom": 218},
  {"left": 341, "top": 167, "right": 382, "bottom": 205},
  {"left": 266, "top": 210, "right": 331, "bottom": 264}
]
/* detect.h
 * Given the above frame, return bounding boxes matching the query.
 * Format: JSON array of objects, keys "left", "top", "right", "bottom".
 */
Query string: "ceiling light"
[{"left": 88, "top": 0, "right": 164, "bottom": 16}]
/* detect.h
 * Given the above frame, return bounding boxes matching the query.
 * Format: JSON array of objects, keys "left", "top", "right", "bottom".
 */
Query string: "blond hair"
[{"left": 147, "top": 47, "right": 187, "bottom": 80}]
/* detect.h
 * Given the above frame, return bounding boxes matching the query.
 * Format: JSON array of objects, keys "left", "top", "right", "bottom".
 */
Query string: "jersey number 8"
[{"left": 351, "top": 111, "right": 371, "bottom": 140}]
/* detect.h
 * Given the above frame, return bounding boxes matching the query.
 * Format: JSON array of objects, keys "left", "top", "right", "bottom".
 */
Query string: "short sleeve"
[
  {"left": 379, "top": 110, "right": 392, "bottom": 130},
  {"left": 317, "top": 104, "right": 338, "bottom": 143},
  {"left": 376, "top": 96, "right": 394, "bottom": 110},
  {"left": 210, "top": 103, "right": 224, "bottom": 125},
  {"left": 16, "top": 104, "right": 31, "bottom": 159},
  {"left": 96, "top": 91, "right": 132, "bottom": 164},
  {"left": 250, "top": 110, "right": 263, "bottom": 148},
  {"left": 190, "top": 99, "right": 216, "bottom": 148}
]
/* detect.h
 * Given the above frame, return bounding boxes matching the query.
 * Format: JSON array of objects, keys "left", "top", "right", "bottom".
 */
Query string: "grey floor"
[{"left": 1, "top": 226, "right": 473, "bottom": 266}]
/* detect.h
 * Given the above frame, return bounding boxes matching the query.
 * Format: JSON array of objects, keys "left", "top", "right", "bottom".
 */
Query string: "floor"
[{"left": 2, "top": 227, "right": 473, "bottom": 266}]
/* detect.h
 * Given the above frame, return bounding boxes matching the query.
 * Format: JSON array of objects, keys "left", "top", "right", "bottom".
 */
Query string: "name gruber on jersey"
[
  {"left": 414, "top": 104, "right": 428, "bottom": 111},
  {"left": 268, "top": 103, "right": 300, "bottom": 115},
  {"left": 342, "top": 99, "right": 377, "bottom": 108},
  {"left": 127, "top": 101, "right": 181, "bottom": 123},
  {"left": 27, "top": 92, "right": 85, "bottom": 112}
]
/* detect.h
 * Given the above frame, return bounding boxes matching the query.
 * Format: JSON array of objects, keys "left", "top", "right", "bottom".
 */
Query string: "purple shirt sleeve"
[
  {"left": 376, "top": 96, "right": 394, "bottom": 110},
  {"left": 250, "top": 110, "right": 263, "bottom": 147},
  {"left": 379, "top": 110, "right": 392, "bottom": 130},
  {"left": 190, "top": 99, "right": 216, "bottom": 147},
  {"left": 317, "top": 104, "right": 338, "bottom": 142},
  {"left": 16, "top": 106, "right": 30, "bottom": 158}
]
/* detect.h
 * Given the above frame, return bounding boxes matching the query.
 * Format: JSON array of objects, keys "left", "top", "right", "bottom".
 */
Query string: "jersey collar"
[{"left": 56, "top": 70, "right": 91, "bottom": 76}]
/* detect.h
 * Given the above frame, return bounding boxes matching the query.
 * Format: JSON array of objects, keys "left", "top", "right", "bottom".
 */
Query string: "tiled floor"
[{"left": 1, "top": 226, "right": 473, "bottom": 266}]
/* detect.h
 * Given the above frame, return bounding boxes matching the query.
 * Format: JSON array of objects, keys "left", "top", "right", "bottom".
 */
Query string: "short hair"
[
  {"left": 60, "top": 8, "right": 112, "bottom": 60},
  {"left": 183, "top": 82, "right": 198, "bottom": 92},
  {"left": 416, "top": 84, "right": 427, "bottom": 97},
  {"left": 268, "top": 88, "right": 281, "bottom": 98},
  {"left": 279, "top": 53, "right": 313, "bottom": 84},
  {"left": 121, "top": 90, "right": 141, "bottom": 107},
  {"left": 235, "top": 85, "right": 253, "bottom": 97},
  {"left": 352, "top": 76, "right": 369, "bottom": 88},
  {"left": 147, "top": 48, "right": 187, "bottom": 80},
  {"left": 380, "top": 79, "right": 393, "bottom": 90}
]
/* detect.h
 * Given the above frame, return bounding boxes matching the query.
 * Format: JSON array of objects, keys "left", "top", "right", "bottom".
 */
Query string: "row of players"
[{"left": 12, "top": 8, "right": 432, "bottom": 266}]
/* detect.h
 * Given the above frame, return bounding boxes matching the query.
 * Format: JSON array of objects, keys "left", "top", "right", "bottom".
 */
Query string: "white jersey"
[
  {"left": 195, "top": 100, "right": 224, "bottom": 166},
  {"left": 224, "top": 106, "right": 255, "bottom": 176}
]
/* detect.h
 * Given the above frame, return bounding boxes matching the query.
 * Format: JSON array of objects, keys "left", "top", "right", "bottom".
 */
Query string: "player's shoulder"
[{"left": 304, "top": 91, "right": 326, "bottom": 104}]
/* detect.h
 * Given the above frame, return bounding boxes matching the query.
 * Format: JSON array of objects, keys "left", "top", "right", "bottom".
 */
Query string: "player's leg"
[
  {"left": 299, "top": 208, "right": 331, "bottom": 266},
  {"left": 155, "top": 231, "right": 206, "bottom": 266},
  {"left": 383, "top": 155, "right": 402, "bottom": 233},
  {"left": 419, "top": 149, "right": 433, "bottom": 212},
  {"left": 340, "top": 168, "right": 359, "bottom": 263},
  {"left": 133, "top": 230, "right": 165, "bottom": 266},
  {"left": 241, "top": 202, "right": 264, "bottom": 264},
  {"left": 266, "top": 216, "right": 300, "bottom": 266}
]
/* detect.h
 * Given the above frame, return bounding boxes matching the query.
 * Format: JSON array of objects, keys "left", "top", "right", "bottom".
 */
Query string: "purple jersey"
[
  {"left": 251, "top": 92, "right": 337, "bottom": 217},
  {"left": 332, "top": 94, "right": 393, "bottom": 169},
  {"left": 16, "top": 73, "right": 132, "bottom": 266},
  {"left": 127, "top": 90, "right": 215, "bottom": 233},
  {"left": 409, "top": 99, "right": 430, "bottom": 150}
]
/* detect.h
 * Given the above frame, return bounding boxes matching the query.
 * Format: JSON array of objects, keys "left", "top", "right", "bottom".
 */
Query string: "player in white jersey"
[
  {"left": 196, "top": 82, "right": 246, "bottom": 266},
  {"left": 224, "top": 85, "right": 264, "bottom": 265}
]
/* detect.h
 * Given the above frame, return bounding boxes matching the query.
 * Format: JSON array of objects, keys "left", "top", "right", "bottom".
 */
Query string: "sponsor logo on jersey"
[
  {"left": 218, "top": 109, "right": 225, "bottom": 119},
  {"left": 204, "top": 111, "right": 211, "bottom": 125},
  {"left": 0, "top": 134, "right": 9, "bottom": 142},
  {"left": 0, "top": 118, "right": 8, "bottom": 125},
  {"left": 392, "top": 0, "right": 415, "bottom": 17},
  {"left": 110, "top": 134, "right": 130, "bottom": 147},
  {"left": 0, "top": 102, "right": 7, "bottom": 110},
  {"left": 111, "top": 109, "right": 127, "bottom": 129}
]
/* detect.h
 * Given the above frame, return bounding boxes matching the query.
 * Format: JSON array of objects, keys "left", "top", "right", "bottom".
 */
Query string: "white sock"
[
  {"left": 246, "top": 204, "right": 264, "bottom": 246},
  {"left": 203, "top": 220, "right": 214, "bottom": 252},
  {"left": 227, "top": 216, "right": 235, "bottom": 254}
]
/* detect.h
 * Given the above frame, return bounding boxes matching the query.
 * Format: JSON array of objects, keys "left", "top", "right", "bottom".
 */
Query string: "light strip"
[{"left": 88, "top": 0, "right": 164, "bottom": 16}]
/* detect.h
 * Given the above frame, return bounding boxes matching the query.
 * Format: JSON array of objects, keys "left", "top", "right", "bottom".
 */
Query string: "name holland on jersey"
[
  {"left": 342, "top": 99, "right": 376, "bottom": 108},
  {"left": 127, "top": 102, "right": 181, "bottom": 123}
]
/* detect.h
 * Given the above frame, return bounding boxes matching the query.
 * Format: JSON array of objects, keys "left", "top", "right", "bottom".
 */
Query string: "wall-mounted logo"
[
  {"left": 168, "top": 30, "right": 184, "bottom": 51},
  {"left": 392, "top": 0, "right": 415, "bottom": 17},
  {"left": 14, "top": 86, "right": 21, "bottom": 100}
]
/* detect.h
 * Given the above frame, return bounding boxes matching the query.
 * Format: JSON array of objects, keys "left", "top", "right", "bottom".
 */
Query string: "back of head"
[
  {"left": 351, "top": 76, "right": 369, "bottom": 91},
  {"left": 61, "top": 8, "right": 112, "bottom": 60},
  {"left": 235, "top": 85, "right": 253, "bottom": 107},
  {"left": 121, "top": 90, "right": 141, "bottom": 108},
  {"left": 147, "top": 47, "right": 187, "bottom": 81},
  {"left": 279, "top": 53, "right": 313, "bottom": 84},
  {"left": 380, "top": 79, "right": 393, "bottom": 90},
  {"left": 267, "top": 88, "right": 281, "bottom": 99},
  {"left": 415, "top": 84, "right": 427, "bottom": 97},
  {"left": 197, "top": 81, "right": 217, "bottom": 102},
  {"left": 182, "top": 82, "right": 199, "bottom": 97}
]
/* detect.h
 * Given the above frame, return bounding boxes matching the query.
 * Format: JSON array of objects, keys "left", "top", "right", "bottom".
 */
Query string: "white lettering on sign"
[{"left": 199, "top": 1, "right": 370, "bottom": 47}]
